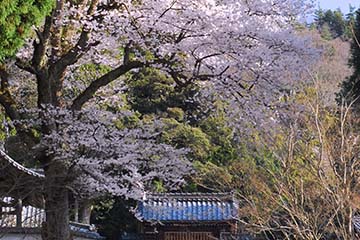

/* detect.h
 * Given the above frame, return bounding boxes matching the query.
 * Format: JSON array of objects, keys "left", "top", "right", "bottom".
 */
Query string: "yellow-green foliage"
[
  {"left": 161, "top": 118, "right": 211, "bottom": 161},
  {"left": 114, "top": 112, "right": 141, "bottom": 130},
  {"left": 193, "top": 161, "right": 233, "bottom": 190},
  {"left": 65, "top": 63, "right": 112, "bottom": 100},
  {"left": 0, "top": 0, "right": 54, "bottom": 61},
  {"left": 0, "top": 114, "right": 16, "bottom": 142},
  {"left": 166, "top": 107, "right": 184, "bottom": 122},
  {"left": 199, "top": 108, "right": 237, "bottom": 166}
]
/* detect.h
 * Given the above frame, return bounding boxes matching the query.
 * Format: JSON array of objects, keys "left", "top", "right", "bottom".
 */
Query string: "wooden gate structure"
[
  {"left": 164, "top": 232, "right": 215, "bottom": 240},
  {"left": 137, "top": 193, "right": 239, "bottom": 240}
]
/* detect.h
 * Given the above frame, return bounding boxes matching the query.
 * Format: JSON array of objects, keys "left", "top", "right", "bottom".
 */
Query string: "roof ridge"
[
  {"left": 0, "top": 150, "right": 45, "bottom": 178},
  {"left": 145, "top": 192, "right": 235, "bottom": 201}
]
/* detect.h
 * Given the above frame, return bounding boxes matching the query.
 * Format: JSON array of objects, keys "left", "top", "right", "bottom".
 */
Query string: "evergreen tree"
[
  {"left": 314, "top": 8, "right": 346, "bottom": 39},
  {"left": 346, "top": 4, "right": 356, "bottom": 22},
  {"left": 0, "top": 0, "right": 54, "bottom": 61},
  {"left": 314, "top": 7, "right": 325, "bottom": 29},
  {"left": 126, "top": 67, "right": 208, "bottom": 123},
  {"left": 332, "top": 9, "right": 346, "bottom": 38},
  {"left": 345, "top": 5, "right": 356, "bottom": 39},
  {"left": 323, "top": 9, "right": 335, "bottom": 27},
  {"left": 320, "top": 23, "right": 333, "bottom": 41},
  {"left": 338, "top": 9, "right": 360, "bottom": 105}
]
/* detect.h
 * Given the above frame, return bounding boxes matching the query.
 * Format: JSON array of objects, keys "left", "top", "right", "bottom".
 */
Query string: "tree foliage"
[
  {"left": 126, "top": 67, "right": 200, "bottom": 118},
  {"left": 338, "top": 9, "right": 360, "bottom": 106},
  {"left": 313, "top": 7, "right": 354, "bottom": 40},
  {"left": 0, "top": 0, "right": 54, "bottom": 61},
  {"left": 0, "top": 0, "right": 315, "bottom": 239}
]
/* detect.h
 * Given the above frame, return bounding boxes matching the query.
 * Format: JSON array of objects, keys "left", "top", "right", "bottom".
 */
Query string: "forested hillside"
[{"left": 1, "top": 1, "right": 360, "bottom": 240}]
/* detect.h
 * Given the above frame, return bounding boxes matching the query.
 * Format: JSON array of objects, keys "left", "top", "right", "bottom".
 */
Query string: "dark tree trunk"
[
  {"left": 42, "top": 161, "right": 72, "bottom": 240},
  {"left": 79, "top": 200, "right": 92, "bottom": 224},
  {"left": 37, "top": 58, "right": 69, "bottom": 238}
]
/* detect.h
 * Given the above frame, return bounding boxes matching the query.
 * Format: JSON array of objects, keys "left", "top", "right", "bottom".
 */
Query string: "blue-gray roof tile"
[{"left": 137, "top": 193, "right": 238, "bottom": 222}]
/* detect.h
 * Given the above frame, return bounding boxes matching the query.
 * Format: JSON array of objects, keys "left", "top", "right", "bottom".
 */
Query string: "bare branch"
[{"left": 71, "top": 61, "right": 144, "bottom": 110}]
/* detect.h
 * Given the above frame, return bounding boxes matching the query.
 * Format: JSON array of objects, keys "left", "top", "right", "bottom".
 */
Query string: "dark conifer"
[{"left": 338, "top": 9, "right": 360, "bottom": 105}]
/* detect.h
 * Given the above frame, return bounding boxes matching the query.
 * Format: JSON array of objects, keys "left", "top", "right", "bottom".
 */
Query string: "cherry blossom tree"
[{"left": 0, "top": 0, "right": 317, "bottom": 239}]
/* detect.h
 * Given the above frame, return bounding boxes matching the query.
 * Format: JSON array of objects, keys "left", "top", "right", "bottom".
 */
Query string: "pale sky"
[{"left": 317, "top": 0, "right": 360, "bottom": 13}]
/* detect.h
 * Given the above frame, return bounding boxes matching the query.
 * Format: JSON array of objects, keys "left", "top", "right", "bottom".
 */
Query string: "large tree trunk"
[{"left": 42, "top": 161, "right": 72, "bottom": 240}]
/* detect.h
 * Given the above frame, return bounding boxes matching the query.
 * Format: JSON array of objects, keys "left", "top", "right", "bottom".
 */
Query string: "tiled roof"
[{"left": 137, "top": 192, "right": 238, "bottom": 222}]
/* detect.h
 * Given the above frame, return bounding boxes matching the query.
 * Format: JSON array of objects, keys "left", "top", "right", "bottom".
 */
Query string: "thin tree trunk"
[{"left": 79, "top": 200, "right": 92, "bottom": 224}]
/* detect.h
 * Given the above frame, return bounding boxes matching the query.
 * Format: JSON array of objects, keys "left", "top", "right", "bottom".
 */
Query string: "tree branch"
[
  {"left": 49, "top": 0, "right": 100, "bottom": 91},
  {"left": 0, "top": 65, "right": 20, "bottom": 120},
  {"left": 15, "top": 58, "right": 37, "bottom": 75},
  {"left": 0, "top": 67, "right": 39, "bottom": 152},
  {"left": 52, "top": 31, "right": 99, "bottom": 74},
  {"left": 32, "top": 16, "right": 53, "bottom": 71},
  {"left": 71, "top": 61, "right": 144, "bottom": 110},
  {"left": 49, "top": 0, "right": 65, "bottom": 62}
]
